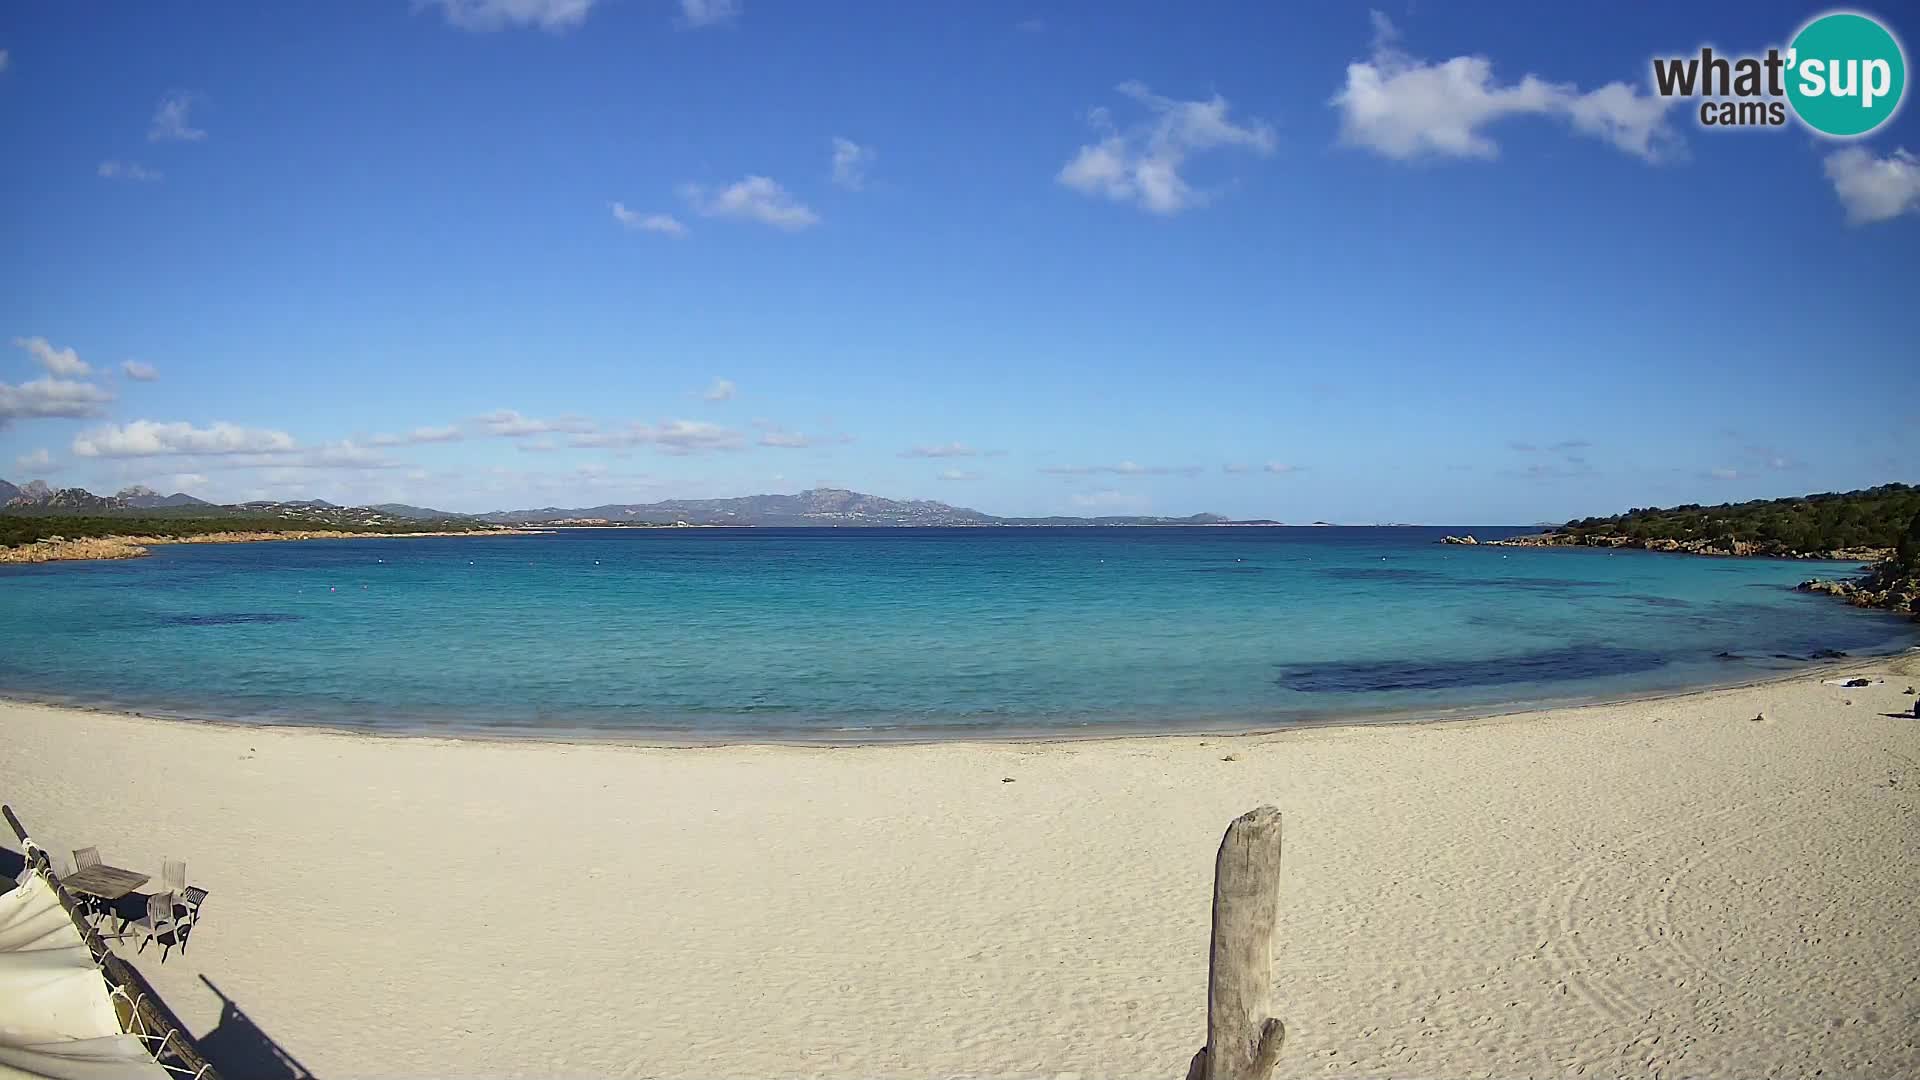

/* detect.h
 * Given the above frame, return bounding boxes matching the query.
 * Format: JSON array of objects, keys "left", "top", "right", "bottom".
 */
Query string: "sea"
[{"left": 2, "top": 527, "right": 1913, "bottom": 740}]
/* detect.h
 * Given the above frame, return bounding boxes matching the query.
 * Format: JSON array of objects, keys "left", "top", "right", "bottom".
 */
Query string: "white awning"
[{"left": 0, "top": 875, "right": 171, "bottom": 1080}]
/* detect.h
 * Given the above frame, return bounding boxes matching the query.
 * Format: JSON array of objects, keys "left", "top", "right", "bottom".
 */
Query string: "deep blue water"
[{"left": 1, "top": 527, "right": 1913, "bottom": 739}]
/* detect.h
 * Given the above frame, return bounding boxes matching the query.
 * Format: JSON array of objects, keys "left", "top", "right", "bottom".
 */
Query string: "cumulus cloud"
[
  {"left": 1040, "top": 461, "right": 1204, "bottom": 477},
  {"left": 369, "top": 425, "right": 464, "bottom": 446},
  {"left": 475, "top": 409, "right": 595, "bottom": 438},
  {"left": 148, "top": 91, "right": 206, "bottom": 142},
  {"left": 0, "top": 378, "right": 112, "bottom": 426},
  {"left": 571, "top": 419, "right": 745, "bottom": 455},
  {"left": 72, "top": 420, "right": 296, "bottom": 458},
  {"left": 701, "top": 377, "right": 736, "bottom": 401},
  {"left": 902, "top": 442, "right": 980, "bottom": 459},
  {"left": 1057, "top": 81, "right": 1275, "bottom": 214},
  {"left": 754, "top": 425, "right": 848, "bottom": 449},
  {"left": 98, "top": 160, "right": 162, "bottom": 182},
  {"left": 679, "top": 0, "right": 740, "bottom": 28},
  {"left": 15, "top": 448, "right": 52, "bottom": 471},
  {"left": 612, "top": 202, "right": 687, "bottom": 235},
  {"left": 1824, "top": 147, "right": 1920, "bottom": 225},
  {"left": 421, "top": 0, "right": 598, "bottom": 32},
  {"left": 831, "top": 137, "right": 873, "bottom": 190},
  {"left": 12, "top": 336, "right": 91, "bottom": 377},
  {"left": 1332, "top": 11, "right": 1678, "bottom": 162},
  {"left": 680, "top": 176, "right": 820, "bottom": 230},
  {"left": 121, "top": 360, "right": 160, "bottom": 381}
]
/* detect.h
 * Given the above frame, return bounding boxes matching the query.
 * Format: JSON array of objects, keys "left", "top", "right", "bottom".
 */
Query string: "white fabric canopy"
[{"left": 0, "top": 875, "right": 170, "bottom": 1080}]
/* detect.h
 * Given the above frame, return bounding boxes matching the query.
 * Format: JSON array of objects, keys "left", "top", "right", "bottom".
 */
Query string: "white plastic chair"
[{"left": 127, "top": 890, "right": 181, "bottom": 962}]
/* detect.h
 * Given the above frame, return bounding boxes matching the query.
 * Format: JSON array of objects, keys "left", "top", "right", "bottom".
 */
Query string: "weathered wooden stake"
[{"left": 1186, "top": 806, "right": 1285, "bottom": 1080}]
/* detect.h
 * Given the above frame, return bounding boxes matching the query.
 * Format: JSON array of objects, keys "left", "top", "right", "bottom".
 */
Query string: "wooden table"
[{"left": 63, "top": 864, "right": 150, "bottom": 901}]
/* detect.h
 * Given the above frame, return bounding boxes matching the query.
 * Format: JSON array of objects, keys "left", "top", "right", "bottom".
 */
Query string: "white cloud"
[
  {"left": 422, "top": 0, "right": 598, "bottom": 32},
  {"left": 1824, "top": 147, "right": 1920, "bottom": 225},
  {"left": 168, "top": 473, "right": 209, "bottom": 490},
  {"left": 1332, "top": 11, "right": 1677, "bottom": 162},
  {"left": 1708, "top": 467, "right": 1741, "bottom": 481},
  {"left": 121, "top": 360, "right": 160, "bottom": 381},
  {"left": 368, "top": 425, "right": 463, "bottom": 446},
  {"left": 1070, "top": 489, "right": 1152, "bottom": 514},
  {"left": 612, "top": 202, "right": 687, "bottom": 235},
  {"left": 571, "top": 419, "right": 745, "bottom": 454},
  {"left": 680, "top": 176, "right": 820, "bottom": 230},
  {"left": 12, "top": 336, "right": 91, "bottom": 377},
  {"left": 1263, "top": 462, "right": 1301, "bottom": 474},
  {"left": 475, "top": 409, "right": 595, "bottom": 438},
  {"left": 148, "top": 92, "right": 206, "bottom": 143},
  {"left": 98, "top": 160, "right": 162, "bottom": 182},
  {"left": 831, "top": 137, "right": 873, "bottom": 190},
  {"left": 0, "top": 378, "right": 111, "bottom": 426},
  {"left": 72, "top": 420, "right": 296, "bottom": 458},
  {"left": 679, "top": 0, "right": 740, "bottom": 28},
  {"left": 1058, "top": 81, "right": 1275, "bottom": 214},
  {"left": 902, "top": 442, "right": 980, "bottom": 458},
  {"left": 1041, "top": 461, "right": 1203, "bottom": 477},
  {"left": 757, "top": 429, "right": 815, "bottom": 448},
  {"left": 937, "top": 468, "right": 978, "bottom": 481},
  {"left": 15, "top": 448, "right": 52, "bottom": 471},
  {"left": 701, "top": 377, "right": 736, "bottom": 401},
  {"left": 516, "top": 438, "right": 561, "bottom": 453}
]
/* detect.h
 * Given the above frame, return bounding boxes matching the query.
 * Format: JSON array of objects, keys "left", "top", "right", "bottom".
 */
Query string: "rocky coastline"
[
  {"left": 1440, "top": 531, "right": 1892, "bottom": 561},
  {"left": 0, "top": 528, "right": 539, "bottom": 565}
]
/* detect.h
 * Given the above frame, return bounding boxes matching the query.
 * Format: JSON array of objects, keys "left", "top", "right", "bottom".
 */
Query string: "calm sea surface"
[{"left": 1, "top": 527, "right": 1912, "bottom": 739}]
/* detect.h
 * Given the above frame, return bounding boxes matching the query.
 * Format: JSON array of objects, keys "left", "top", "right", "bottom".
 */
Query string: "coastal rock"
[{"left": 1440, "top": 535, "right": 1479, "bottom": 545}]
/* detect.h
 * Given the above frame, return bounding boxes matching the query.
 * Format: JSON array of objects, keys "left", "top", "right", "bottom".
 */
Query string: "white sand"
[{"left": 3, "top": 657, "right": 1918, "bottom": 1079}]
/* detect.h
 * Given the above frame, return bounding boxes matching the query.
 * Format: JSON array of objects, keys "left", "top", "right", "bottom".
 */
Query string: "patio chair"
[
  {"left": 178, "top": 886, "right": 210, "bottom": 953},
  {"left": 69, "top": 847, "right": 106, "bottom": 925},
  {"left": 161, "top": 859, "right": 186, "bottom": 895},
  {"left": 127, "top": 890, "right": 181, "bottom": 962}
]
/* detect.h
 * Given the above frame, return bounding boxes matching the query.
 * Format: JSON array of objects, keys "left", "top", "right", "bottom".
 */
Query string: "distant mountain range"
[
  {"left": 2, "top": 480, "right": 211, "bottom": 512},
  {"left": 470, "top": 488, "right": 1277, "bottom": 527},
  {"left": 0, "top": 480, "right": 1278, "bottom": 528}
]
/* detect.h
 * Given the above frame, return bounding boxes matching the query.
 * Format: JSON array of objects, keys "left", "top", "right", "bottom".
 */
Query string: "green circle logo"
[{"left": 1786, "top": 12, "right": 1907, "bottom": 136}]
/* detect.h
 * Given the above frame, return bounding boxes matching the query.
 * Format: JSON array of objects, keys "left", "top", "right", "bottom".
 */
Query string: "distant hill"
[
  {"left": 1, "top": 480, "right": 1274, "bottom": 530},
  {"left": 368, "top": 502, "right": 471, "bottom": 520},
  {"left": 117, "top": 485, "right": 212, "bottom": 509},
  {"left": 478, "top": 488, "right": 1276, "bottom": 527}
]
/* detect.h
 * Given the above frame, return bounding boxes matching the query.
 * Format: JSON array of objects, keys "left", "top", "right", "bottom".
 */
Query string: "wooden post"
[{"left": 1186, "top": 806, "right": 1285, "bottom": 1080}]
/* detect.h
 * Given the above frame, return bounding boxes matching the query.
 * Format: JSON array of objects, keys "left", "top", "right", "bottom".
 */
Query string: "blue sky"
[{"left": 2, "top": 1, "right": 1915, "bottom": 522}]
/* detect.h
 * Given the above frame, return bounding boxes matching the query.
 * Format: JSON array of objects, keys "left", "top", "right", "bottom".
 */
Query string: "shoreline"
[
  {"left": 0, "top": 526, "right": 547, "bottom": 564},
  {"left": 4, "top": 657, "right": 1916, "bottom": 1077},
  {"left": 2, "top": 646, "right": 1908, "bottom": 751}
]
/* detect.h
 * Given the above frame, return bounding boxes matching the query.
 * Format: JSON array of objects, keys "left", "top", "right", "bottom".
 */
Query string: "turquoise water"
[{"left": 1, "top": 528, "right": 1912, "bottom": 739}]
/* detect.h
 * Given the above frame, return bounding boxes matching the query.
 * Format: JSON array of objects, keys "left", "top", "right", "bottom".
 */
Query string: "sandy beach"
[{"left": 3, "top": 656, "right": 1917, "bottom": 1079}]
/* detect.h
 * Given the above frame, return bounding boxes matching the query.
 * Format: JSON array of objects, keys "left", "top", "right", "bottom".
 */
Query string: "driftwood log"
[{"left": 1186, "top": 806, "right": 1285, "bottom": 1080}]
